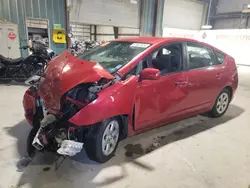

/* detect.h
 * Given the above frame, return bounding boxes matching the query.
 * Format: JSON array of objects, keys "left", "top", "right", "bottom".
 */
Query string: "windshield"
[{"left": 77, "top": 41, "right": 151, "bottom": 73}]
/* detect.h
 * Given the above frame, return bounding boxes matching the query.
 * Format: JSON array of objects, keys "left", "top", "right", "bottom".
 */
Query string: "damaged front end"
[
  {"left": 31, "top": 79, "right": 114, "bottom": 156},
  {"left": 31, "top": 114, "right": 84, "bottom": 156},
  {"left": 24, "top": 51, "right": 116, "bottom": 157},
  {"left": 60, "top": 78, "right": 114, "bottom": 120}
]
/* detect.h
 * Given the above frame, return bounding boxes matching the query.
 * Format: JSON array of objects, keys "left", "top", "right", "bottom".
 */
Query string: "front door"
[
  {"left": 135, "top": 72, "right": 189, "bottom": 131},
  {"left": 134, "top": 43, "right": 190, "bottom": 131}
]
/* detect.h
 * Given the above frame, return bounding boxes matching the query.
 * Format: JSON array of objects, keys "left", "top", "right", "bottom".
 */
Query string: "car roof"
[
  {"left": 116, "top": 36, "right": 199, "bottom": 45},
  {"left": 116, "top": 36, "right": 227, "bottom": 55}
]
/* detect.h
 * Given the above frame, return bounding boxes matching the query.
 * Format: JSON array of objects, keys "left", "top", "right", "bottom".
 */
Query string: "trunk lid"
[{"left": 39, "top": 50, "right": 114, "bottom": 113}]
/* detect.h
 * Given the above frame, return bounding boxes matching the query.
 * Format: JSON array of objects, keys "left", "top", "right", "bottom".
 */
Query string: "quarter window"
[
  {"left": 187, "top": 43, "right": 214, "bottom": 70},
  {"left": 215, "top": 52, "right": 225, "bottom": 64}
]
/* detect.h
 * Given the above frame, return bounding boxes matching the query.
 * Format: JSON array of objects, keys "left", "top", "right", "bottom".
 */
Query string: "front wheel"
[
  {"left": 85, "top": 118, "right": 121, "bottom": 163},
  {"left": 209, "top": 88, "right": 231, "bottom": 118},
  {"left": 26, "top": 128, "right": 38, "bottom": 158}
]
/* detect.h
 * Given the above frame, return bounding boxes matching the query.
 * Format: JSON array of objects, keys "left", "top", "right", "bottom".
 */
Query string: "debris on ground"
[{"left": 43, "top": 167, "right": 51, "bottom": 172}]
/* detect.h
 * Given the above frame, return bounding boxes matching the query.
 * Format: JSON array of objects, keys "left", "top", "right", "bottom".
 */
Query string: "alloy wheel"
[
  {"left": 216, "top": 92, "right": 229, "bottom": 114},
  {"left": 102, "top": 120, "right": 120, "bottom": 156}
]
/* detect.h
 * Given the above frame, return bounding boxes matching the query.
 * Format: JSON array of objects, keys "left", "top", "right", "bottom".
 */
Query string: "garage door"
[
  {"left": 163, "top": 0, "right": 206, "bottom": 30},
  {"left": 70, "top": 0, "right": 140, "bottom": 28},
  {"left": 70, "top": 23, "right": 91, "bottom": 40}
]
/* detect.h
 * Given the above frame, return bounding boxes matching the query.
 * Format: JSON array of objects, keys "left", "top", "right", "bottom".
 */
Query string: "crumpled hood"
[{"left": 39, "top": 50, "right": 114, "bottom": 113}]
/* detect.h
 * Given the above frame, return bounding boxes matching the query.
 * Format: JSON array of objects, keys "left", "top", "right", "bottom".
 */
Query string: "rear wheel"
[
  {"left": 85, "top": 118, "right": 121, "bottom": 163},
  {"left": 209, "top": 88, "right": 230, "bottom": 118}
]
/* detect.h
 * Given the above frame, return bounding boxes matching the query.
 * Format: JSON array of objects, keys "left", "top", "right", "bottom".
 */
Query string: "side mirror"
[{"left": 140, "top": 68, "right": 161, "bottom": 80}]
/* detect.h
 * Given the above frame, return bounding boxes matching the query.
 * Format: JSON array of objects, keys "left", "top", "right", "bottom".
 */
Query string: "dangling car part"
[
  {"left": 23, "top": 38, "right": 238, "bottom": 163},
  {"left": 24, "top": 70, "right": 116, "bottom": 161},
  {"left": 0, "top": 40, "right": 54, "bottom": 82}
]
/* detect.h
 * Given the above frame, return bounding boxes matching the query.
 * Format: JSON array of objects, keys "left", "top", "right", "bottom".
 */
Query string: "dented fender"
[{"left": 69, "top": 76, "right": 138, "bottom": 126}]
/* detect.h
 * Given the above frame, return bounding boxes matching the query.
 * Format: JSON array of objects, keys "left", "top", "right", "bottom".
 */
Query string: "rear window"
[{"left": 215, "top": 52, "right": 225, "bottom": 64}]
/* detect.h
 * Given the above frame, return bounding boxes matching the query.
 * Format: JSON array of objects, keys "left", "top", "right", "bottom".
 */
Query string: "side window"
[
  {"left": 187, "top": 43, "right": 215, "bottom": 70},
  {"left": 151, "top": 44, "right": 182, "bottom": 75},
  {"left": 215, "top": 52, "right": 225, "bottom": 64}
]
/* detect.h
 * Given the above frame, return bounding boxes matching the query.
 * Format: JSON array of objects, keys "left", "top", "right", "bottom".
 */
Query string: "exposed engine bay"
[
  {"left": 61, "top": 78, "right": 114, "bottom": 120},
  {"left": 30, "top": 77, "right": 115, "bottom": 156}
]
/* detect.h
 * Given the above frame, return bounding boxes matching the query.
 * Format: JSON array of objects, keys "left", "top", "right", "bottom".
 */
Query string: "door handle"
[
  {"left": 174, "top": 81, "right": 188, "bottom": 86},
  {"left": 216, "top": 73, "right": 222, "bottom": 79}
]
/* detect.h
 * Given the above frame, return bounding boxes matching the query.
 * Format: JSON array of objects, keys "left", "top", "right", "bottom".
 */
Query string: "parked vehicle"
[
  {"left": 0, "top": 40, "right": 54, "bottom": 81},
  {"left": 70, "top": 39, "right": 100, "bottom": 56},
  {"left": 23, "top": 37, "right": 238, "bottom": 163}
]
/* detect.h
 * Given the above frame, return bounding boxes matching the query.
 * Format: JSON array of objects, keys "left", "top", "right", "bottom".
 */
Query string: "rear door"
[{"left": 183, "top": 42, "right": 226, "bottom": 111}]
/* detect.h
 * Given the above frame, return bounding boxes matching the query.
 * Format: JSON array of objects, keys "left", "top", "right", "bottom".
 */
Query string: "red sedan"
[{"left": 23, "top": 37, "right": 238, "bottom": 163}]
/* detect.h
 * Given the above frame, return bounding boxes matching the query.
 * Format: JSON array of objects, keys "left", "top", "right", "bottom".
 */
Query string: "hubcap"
[
  {"left": 102, "top": 120, "right": 120, "bottom": 156},
  {"left": 216, "top": 93, "right": 229, "bottom": 114}
]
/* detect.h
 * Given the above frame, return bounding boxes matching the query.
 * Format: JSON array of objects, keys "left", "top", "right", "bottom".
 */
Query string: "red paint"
[
  {"left": 8, "top": 32, "right": 16, "bottom": 40},
  {"left": 38, "top": 51, "right": 114, "bottom": 113},
  {"left": 23, "top": 89, "right": 35, "bottom": 125},
  {"left": 69, "top": 76, "right": 138, "bottom": 126},
  {"left": 140, "top": 68, "right": 161, "bottom": 80},
  {"left": 134, "top": 72, "right": 189, "bottom": 131},
  {"left": 23, "top": 37, "right": 238, "bottom": 137}
]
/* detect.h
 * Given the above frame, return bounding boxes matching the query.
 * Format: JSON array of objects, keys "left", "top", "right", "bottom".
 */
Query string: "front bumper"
[{"left": 23, "top": 88, "right": 49, "bottom": 126}]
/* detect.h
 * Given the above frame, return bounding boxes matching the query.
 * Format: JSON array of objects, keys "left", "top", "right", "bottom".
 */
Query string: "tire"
[
  {"left": 85, "top": 117, "right": 121, "bottom": 163},
  {"left": 26, "top": 128, "right": 38, "bottom": 158},
  {"left": 209, "top": 88, "right": 231, "bottom": 118}
]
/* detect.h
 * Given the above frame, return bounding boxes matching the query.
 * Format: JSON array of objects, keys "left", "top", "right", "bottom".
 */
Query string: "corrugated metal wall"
[
  {"left": 140, "top": 0, "right": 164, "bottom": 36},
  {"left": 0, "top": 0, "right": 66, "bottom": 56}
]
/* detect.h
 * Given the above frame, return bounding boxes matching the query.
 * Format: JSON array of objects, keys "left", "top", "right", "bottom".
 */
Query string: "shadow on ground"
[
  {"left": 0, "top": 80, "right": 27, "bottom": 86},
  {"left": 5, "top": 104, "right": 244, "bottom": 188}
]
